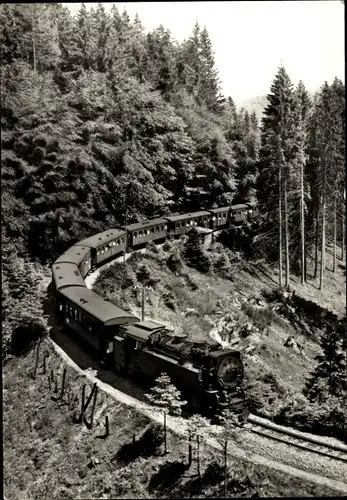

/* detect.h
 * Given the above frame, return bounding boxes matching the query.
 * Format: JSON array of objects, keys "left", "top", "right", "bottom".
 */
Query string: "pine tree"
[
  {"left": 0, "top": 4, "right": 60, "bottom": 71},
  {"left": 199, "top": 26, "right": 224, "bottom": 112},
  {"left": 183, "top": 227, "right": 211, "bottom": 273},
  {"left": 187, "top": 414, "right": 210, "bottom": 475},
  {"left": 293, "top": 81, "right": 311, "bottom": 283},
  {"left": 304, "top": 324, "right": 346, "bottom": 402},
  {"left": 90, "top": 2, "right": 111, "bottom": 72},
  {"left": 176, "top": 22, "right": 201, "bottom": 95},
  {"left": 145, "top": 372, "right": 187, "bottom": 454},
  {"left": 212, "top": 409, "right": 245, "bottom": 498},
  {"left": 257, "top": 66, "right": 297, "bottom": 287}
]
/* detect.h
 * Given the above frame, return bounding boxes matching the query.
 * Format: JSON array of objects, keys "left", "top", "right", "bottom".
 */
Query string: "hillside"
[
  {"left": 4, "top": 335, "right": 346, "bottom": 499},
  {"left": 94, "top": 235, "right": 346, "bottom": 441}
]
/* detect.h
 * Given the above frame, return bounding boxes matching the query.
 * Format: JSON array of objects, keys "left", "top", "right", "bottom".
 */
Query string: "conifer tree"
[
  {"left": 183, "top": 227, "right": 211, "bottom": 273},
  {"left": 304, "top": 324, "right": 346, "bottom": 401},
  {"left": 293, "top": 80, "right": 311, "bottom": 283},
  {"left": 188, "top": 414, "right": 210, "bottom": 475},
  {"left": 199, "top": 26, "right": 223, "bottom": 112},
  {"left": 212, "top": 409, "right": 245, "bottom": 498},
  {"left": 145, "top": 372, "right": 187, "bottom": 454},
  {"left": 258, "top": 66, "right": 297, "bottom": 288}
]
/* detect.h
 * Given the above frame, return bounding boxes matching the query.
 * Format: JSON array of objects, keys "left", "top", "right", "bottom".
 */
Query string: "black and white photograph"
[{"left": 2, "top": 1, "right": 346, "bottom": 498}]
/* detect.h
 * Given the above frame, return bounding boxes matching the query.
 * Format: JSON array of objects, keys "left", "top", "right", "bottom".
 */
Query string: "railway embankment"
[{"left": 4, "top": 334, "right": 347, "bottom": 499}]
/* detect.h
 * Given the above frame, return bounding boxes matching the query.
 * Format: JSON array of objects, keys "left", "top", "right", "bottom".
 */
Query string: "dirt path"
[{"left": 50, "top": 339, "right": 347, "bottom": 494}]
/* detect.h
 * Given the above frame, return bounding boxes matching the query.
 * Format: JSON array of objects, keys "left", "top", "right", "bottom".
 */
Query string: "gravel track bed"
[{"left": 240, "top": 429, "right": 347, "bottom": 485}]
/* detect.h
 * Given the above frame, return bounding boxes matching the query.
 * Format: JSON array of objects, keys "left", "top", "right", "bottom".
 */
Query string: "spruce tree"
[
  {"left": 183, "top": 227, "right": 211, "bottom": 273},
  {"left": 304, "top": 324, "right": 346, "bottom": 401},
  {"left": 145, "top": 372, "right": 187, "bottom": 454},
  {"left": 257, "top": 66, "right": 297, "bottom": 287}
]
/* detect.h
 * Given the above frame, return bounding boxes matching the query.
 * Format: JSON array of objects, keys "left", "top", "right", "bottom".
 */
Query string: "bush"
[
  {"left": 11, "top": 317, "right": 48, "bottom": 356},
  {"left": 241, "top": 302, "right": 274, "bottom": 332},
  {"left": 275, "top": 395, "right": 347, "bottom": 442},
  {"left": 163, "top": 240, "right": 174, "bottom": 252},
  {"left": 167, "top": 250, "right": 183, "bottom": 273}
]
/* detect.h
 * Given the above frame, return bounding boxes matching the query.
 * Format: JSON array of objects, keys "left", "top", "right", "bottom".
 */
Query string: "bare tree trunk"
[
  {"left": 123, "top": 207, "right": 127, "bottom": 265},
  {"left": 141, "top": 286, "right": 145, "bottom": 322},
  {"left": 284, "top": 176, "right": 290, "bottom": 289},
  {"left": 279, "top": 163, "right": 283, "bottom": 289},
  {"left": 188, "top": 430, "right": 192, "bottom": 466},
  {"left": 32, "top": 5, "right": 37, "bottom": 71},
  {"left": 164, "top": 412, "right": 167, "bottom": 455},
  {"left": 314, "top": 207, "right": 320, "bottom": 279},
  {"left": 197, "top": 435, "right": 200, "bottom": 477},
  {"left": 300, "top": 160, "right": 305, "bottom": 284},
  {"left": 224, "top": 440, "right": 228, "bottom": 498},
  {"left": 319, "top": 168, "right": 326, "bottom": 290},
  {"left": 342, "top": 194, "right": 345, "bottom": 262},
  {"left": 333, "top": 197, "right": 337, "bottom": 272}
]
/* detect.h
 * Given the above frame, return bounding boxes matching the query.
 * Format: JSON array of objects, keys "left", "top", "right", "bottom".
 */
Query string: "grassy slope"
[
  {"left": 4, "top": 340, "right": 344, "bottom": 500},
  {"left": 4, "top": 239, "right": 345, "bottom": 499},
  {"left": 94, "top": 241, "right": 345, "bottom": 407}
]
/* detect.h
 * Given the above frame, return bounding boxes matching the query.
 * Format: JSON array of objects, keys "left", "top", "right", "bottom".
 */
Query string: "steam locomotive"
[{"left": 52, "top": 203, "right": 254, "bottom": 417}]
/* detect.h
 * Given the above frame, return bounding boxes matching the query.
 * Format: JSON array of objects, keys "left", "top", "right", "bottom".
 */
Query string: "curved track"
[{"left": 246, "top": 416, "right": 347, "bottom": 464}]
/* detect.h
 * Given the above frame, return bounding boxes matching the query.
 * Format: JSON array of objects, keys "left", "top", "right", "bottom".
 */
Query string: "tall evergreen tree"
[
  {"left": 257, "top": 66, "right": 297, "bottom": 287},
  {"left": 293, "top": 80, "right": 311, "bottom": 283},
  {"left": 304, "top": 324, "right": 346, "bottom": 401}
]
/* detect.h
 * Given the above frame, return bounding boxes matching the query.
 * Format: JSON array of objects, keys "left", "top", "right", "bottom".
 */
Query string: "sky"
[{"left": 65, "top": 1, "right": 345, "bottom": 103}]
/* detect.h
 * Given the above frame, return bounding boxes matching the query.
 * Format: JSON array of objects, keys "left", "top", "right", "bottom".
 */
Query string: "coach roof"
[
  {"left": 126, "top": 218, "right": 168, "bottom": 232},
  {"left": 54, "top": 245, "right": 90, "bottom": 266},
  {"left": 60, "top": 286, "right": 139, "bottom": 326},
  {"left": 76, "top": 228, "right": 125, "bottom": 249},
  {"left": 163, "top": 211, "right": 210, "bottom": 223},
  {"left": 231, "top": 204, "right": 248, "bottom": 210},
  {"left": 208, "top": 207, "right": 230, "bottom": 213},
  {"left": 52, "top": 263, "right": 86, "bottom": 291}
]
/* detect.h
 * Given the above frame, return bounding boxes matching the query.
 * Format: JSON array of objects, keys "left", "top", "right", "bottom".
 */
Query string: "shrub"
[
  {"left": 163, "top": 240, "right": 174, "bottom": 252},
  {"left": 167, "top": 250, "right": 183, "bottom": 273},
  {"left": 276, "top": 395, "right": 347, "bottom": 442},
  {"left": 241, "top": 302, "right": 274, "bottom": 332}
]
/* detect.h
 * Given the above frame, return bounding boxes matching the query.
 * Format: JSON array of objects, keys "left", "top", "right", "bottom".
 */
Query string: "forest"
[{"left": 1, "top": 3, "right": 345, "bottom": 362}]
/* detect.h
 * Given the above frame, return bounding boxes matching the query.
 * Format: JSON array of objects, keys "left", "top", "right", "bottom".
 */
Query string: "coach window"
[
  {"left": 135, "top": 340, "right": 141, "bottom": 350},
  {"left": 164, "top": 225, "right": 167, "bottom": 231},
  {"left": 134, "top": 232, "right": 137, "bottom": 239},
  {"left": 151, "top": 228, "right": 154, "bottom": 234}
]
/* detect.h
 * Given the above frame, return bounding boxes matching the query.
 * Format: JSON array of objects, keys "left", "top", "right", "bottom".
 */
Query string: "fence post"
[
  {"left": 105, "top": 415, "right": 109, "bottom": 438},
  {"left": 32, "top": 339, "right": 41, "bottom": 380},
  {"left": 42, "top": 353, "right": 48, "bottom": 375},
  {"left": 89, "top": 385, "right": 98, "bottom": 429},
  {"left": 80, "top": 384, "right": 86, "bottom": 423},
  {"left": 60, "top": 368, "right": 67, "bottom": 400}
]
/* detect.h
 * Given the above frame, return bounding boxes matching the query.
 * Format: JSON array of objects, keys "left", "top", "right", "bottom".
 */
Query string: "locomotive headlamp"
[{"left": 217, "top": 356, "right": 242, "bottom": 388}]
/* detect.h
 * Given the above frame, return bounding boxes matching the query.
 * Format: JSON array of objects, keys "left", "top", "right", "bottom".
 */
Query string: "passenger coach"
[
  {"left": 126, "top": 219, "right": 168, "bottom": 248},
  {"left": 57, "top": 285, "right": 139, "bottom": 364},
  {"left": 76, "top": 229, "right": 126, "bottom": 269}
]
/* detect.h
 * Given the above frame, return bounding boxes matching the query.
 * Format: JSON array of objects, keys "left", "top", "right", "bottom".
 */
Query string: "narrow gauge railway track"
[{"left": 246, "top": 416, "right": 347, "bottom": 464}]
